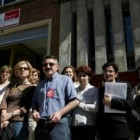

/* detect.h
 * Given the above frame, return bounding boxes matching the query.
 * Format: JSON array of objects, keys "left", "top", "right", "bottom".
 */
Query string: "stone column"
[
  {"left": 59, "top": 1, "right": 72, "bottom": 72},
  {"left": 110, "top": 0, "right": 127, "bottom": 71},
  {"left": 93, "top": 0, "right": 107, "bottom": 74},
  {"left": 77, "top": 0, "right": 88, "bottom": 66},
  {"left": 129, "top": 0, "right": 140, "bottom": 68}
]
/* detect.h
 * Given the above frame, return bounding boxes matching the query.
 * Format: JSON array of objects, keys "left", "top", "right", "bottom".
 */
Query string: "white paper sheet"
[{"left": 104, "top": 82, "right": 127, "bottom": 113}]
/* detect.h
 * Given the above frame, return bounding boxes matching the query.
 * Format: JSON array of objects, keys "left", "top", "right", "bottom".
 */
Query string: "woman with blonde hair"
[
  {"left": 62, "top": 66, "right": 79, "bottom": 87},
  {"left": 0, "top": 60, "right": 35, "bottom": 140},
  {"left": 28, "top": 68, "right": 40, "bottom": 140},
  {"left": 29, "top": 68, "right": 40, "bottom": 86}
]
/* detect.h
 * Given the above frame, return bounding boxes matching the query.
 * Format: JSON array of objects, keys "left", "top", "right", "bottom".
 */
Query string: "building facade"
[
  {"left": 0, "top": 0, "right": 139, "bottom": 86},
  {"left": 59, "top": 0, "right": 140, "bottom": 87},
  {"left": 0, "top": 0, "right": 60, "bottom": 69}
]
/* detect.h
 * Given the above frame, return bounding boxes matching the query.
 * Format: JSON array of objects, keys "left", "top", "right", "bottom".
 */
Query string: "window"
[
  {"left": 106, "top": 13, "right": 114, "bottom": 62},
  {"left": 88, "top": 10, "right": 95, "bottom": 71},
  {"left": 106, "top": 11, "right": 135, "bottom": 70},
  {"left": 123, "top": 11, "right": 135, "bottom": 70},
  {"left": 71, "top": 12, "right": 77, "bottom": 67},
  {"left": 0, "top": 0, "right": 23, "bottom": 6}
]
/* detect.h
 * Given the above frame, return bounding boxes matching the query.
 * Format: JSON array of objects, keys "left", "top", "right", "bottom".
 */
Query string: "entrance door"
[
  {"left": 0, "top": 44, "right": 42, "bottom": 70},
  {"left": 0, "top": 49, "right": 11, "bottom": 66}
]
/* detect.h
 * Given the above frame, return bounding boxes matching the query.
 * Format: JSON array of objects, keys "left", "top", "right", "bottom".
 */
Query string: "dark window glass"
[
  {"left": 123, "top": 11, "right": 135, "bottom": 70},
  {"left": 71, "top": 12, "right": 77, "bottom": 67},
  {"left": 88, "top": 10, "right": 95, "bottom": 71},
  {"left": 106, "top": 13, "right": 114, "bottom": 62},
  {"left": 124, "top": 15, "right": 134, "bottom": 52},
  {"left": 4, "top": 0, "right": 15, "bottom": 4}
]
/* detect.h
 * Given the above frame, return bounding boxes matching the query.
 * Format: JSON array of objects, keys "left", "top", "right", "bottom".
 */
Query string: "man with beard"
[{"left": 32, "top": 55, "right": 79, "bottom": 140}]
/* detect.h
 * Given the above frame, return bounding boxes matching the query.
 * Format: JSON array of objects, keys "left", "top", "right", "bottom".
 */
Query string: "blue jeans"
[
  {"left": 10, "top": 121, "right": 28, "bottom": 140},
  {"left": 35, "top": 117, "right": 71, "bottom": 140}
]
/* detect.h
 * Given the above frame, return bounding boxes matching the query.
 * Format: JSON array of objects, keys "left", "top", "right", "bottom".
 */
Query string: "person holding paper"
[
  {"left": 132, "top": 66, "right": 140, "bottom": 140},
  {"left": 97, "top": 62, "right": 134, "bottom": 140}
]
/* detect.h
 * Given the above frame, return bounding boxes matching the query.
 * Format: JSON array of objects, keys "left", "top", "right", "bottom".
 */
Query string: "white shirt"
[{"left": 0, "top": 81, "right": 10, "bottom": 104}]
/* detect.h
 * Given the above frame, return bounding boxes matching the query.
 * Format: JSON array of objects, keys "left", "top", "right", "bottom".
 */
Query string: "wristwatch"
[{"left": 12, "top": 111, "right": 16, "bottom": 117}]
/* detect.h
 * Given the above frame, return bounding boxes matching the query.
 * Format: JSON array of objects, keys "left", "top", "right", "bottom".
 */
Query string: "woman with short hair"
[
  {"left": 71, "top": 65, "right": 98, "bottom": 140},
  {"left": 97, "top": 62, "right": 134, "bottom": 140}
]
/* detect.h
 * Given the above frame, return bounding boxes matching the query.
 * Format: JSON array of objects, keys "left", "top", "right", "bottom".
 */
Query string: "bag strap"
[{"left": 0, "top": 84, "right": 9, "bottom": 95}]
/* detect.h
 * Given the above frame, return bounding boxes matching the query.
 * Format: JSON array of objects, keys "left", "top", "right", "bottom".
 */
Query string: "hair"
[
  {"left": 14, "top": 60, "right": 33, "bottom": 79},
  {"left": 61, "top": 66, "right": 78, "bottom": 82},
  {"left": 76, "top": 65, "right": 93, "bottom": 77},
  {"left": 102, "top": 62, "right": 119, "bottom": 73},
  {"left": 29, "top": 68, "right": 40, "bottom": 84},
  {"left": 0, "top": 65, "right": 12, "bottom": 81},
  {"left": 42, "top": 55, "right": 58, "bottom": 65}
]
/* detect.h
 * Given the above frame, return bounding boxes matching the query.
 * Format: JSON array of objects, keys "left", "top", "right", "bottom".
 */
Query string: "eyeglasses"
[
  {"left": 1, "top": 71, "right": 10, "bottom": 74},
  {"left": 42, "top": 63, "right": 56, "bottom": 67},
  {"left": 18, "top": 67, "right": 29, "bottom": 71}
]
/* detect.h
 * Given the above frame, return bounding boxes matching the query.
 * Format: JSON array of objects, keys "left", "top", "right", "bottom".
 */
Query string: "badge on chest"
[{"left": 46, "top": 89, "right": 55, "bottom": 98}]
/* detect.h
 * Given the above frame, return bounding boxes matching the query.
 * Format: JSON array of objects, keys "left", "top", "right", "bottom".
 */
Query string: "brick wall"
[{"left": 0, "top": 0, "right": 60, "bottom": 58}]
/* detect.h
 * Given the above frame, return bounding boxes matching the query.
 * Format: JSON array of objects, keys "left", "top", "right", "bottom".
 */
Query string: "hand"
[
  {"left": 103, "top": 94, "right": 111, "bottom": 107},
  {"left": 1, "top": 112, "right": 12, "bottom": 122},
  {"left": 32, "top": 111, "right": 40, "bottom": 122},
  {"left": 49, "top": 111, "right": 62, "bottom": 123},
  {"left": 1, "top": 121, "right": 9, "bottom": 129}
]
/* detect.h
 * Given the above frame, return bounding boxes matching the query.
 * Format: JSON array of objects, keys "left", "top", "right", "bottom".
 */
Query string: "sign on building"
[{"left": 0, "top": 8, "right": 20, "bottom": 29}]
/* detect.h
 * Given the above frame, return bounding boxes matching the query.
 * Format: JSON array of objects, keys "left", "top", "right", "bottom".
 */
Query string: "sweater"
[
  {"left": 0, "top": 84, "right": 35, "bottom": 122},
  {"left": 71, "top": 84, "right": 98, "bottom": 126}
]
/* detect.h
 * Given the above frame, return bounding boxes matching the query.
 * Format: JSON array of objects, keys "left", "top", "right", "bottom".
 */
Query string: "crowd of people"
[{"left": 0, "top": 55, "right": 139, "bottom": 140}]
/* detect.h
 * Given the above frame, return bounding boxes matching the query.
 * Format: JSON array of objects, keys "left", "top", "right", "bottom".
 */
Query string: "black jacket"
[{"left": 97, "top": 82, "right": 134, "bottom": 139}]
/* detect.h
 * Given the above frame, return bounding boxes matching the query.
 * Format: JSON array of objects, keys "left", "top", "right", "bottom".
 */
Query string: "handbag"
[{"left": 0, "top": 123, "right": 15, "bottom": 140}]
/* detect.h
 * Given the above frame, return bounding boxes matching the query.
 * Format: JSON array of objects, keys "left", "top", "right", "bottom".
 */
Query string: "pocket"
[{"left": 6, "top": 123, "right": 15, "bottom": 138}]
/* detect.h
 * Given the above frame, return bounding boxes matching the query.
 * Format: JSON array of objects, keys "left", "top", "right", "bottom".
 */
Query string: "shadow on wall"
[{"left": 136, "top": 56, "right": 140, "bottom": 69}]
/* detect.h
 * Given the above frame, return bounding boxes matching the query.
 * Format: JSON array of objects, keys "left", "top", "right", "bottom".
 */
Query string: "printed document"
[{"left": 105, "top": 82, "right": 127, "bottom": 113}]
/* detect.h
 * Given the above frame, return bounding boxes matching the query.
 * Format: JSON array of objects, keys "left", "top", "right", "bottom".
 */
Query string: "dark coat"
[{"left": 97, "top": 82, "right": 134, "bottom": 140}]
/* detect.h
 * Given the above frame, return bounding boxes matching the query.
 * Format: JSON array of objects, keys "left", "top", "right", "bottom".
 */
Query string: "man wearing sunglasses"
[{"left": 32, "top": 55, "right": 79, "bottom": 140}]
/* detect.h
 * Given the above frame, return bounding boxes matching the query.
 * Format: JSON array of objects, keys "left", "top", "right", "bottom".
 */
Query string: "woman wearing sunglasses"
[
  {"left": 0, "top": 61, "right": 35, "bottom": 140},
  {"left": 0, "top": 65, "right": 12, "bottom": 105}
]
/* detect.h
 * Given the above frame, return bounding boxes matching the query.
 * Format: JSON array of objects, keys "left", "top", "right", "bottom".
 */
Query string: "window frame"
[{"left": 0, "top": 0, "right": 24, "bottom": 6}]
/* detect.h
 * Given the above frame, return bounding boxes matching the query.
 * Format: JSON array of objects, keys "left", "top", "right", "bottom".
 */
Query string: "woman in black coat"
[{"left": 97, "top": 62, "right": 134, "bottom": 140}]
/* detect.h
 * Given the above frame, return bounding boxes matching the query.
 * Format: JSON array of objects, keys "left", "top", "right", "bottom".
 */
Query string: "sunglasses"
[
  {"left": 42, "top": 63, "right": 56, "bottom": 67},
  {"left": 18, "top": 67, "right": 29, "bottom": 71}
]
